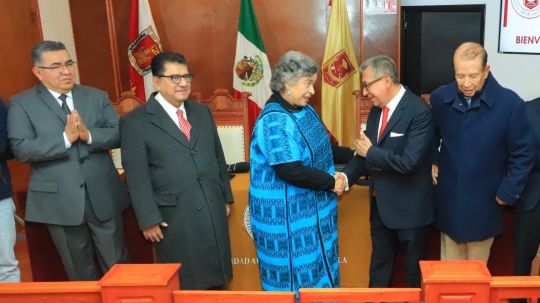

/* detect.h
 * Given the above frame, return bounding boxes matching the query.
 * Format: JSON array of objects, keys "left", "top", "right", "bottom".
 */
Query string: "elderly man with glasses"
[
  {"left": 120, "top": 52, "right": 233, "bottom": 290},
  {"left": 7, "top": 40, "right": 129, "bottom": 281}
]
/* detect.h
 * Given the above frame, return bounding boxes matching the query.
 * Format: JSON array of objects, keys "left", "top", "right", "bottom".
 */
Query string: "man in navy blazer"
[
  {"left": 340, "top": 55, "right": 434, "bottom": 287},
  {"left": 431, "top": 42, "right": 534, "bottom": 262},
  {"left": 513, "top": 97, "right": 540, "bottom": 277}
]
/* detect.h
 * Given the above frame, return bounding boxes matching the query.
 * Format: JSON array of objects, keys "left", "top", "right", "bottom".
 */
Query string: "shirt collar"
[
  {"left": 385, "top": 84, "right": 406, "bottom": 114},
  {"left": 47, "top": 88, "right": 73, "bottom": 102},
  {"left": 444, "top": 73, "right": 495, "bottom": 109},
  {"left": 155, "top": 93, "right": 187, "bottom": 117}
]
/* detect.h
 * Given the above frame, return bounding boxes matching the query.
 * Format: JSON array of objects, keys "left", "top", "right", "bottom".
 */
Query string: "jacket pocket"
[
  {"left": 155, "top": 194, "right": 177, "bottom": 206},
  {"left": 28, "top": 181, "right": 58, "bottom": 193}
]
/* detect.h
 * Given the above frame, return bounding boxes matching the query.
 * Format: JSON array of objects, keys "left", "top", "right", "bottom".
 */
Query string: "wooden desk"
[{"left": 227, "top": 173, "right": 371, "bottom": 289}]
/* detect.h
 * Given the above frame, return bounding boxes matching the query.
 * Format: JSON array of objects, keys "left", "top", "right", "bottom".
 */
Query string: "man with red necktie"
[
  {"left": 120, "top": 52, "right": 233, "bottom": 290},
  {"left": 340, "top": 55, "right": 434, "bottom": 287}
]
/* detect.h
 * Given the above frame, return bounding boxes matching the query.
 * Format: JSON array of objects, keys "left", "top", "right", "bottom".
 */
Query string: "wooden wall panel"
[
  {"left": 70, "top": 0, "right": 362, "bottom": 112},
  {"left": 0, "top": 0, "right": 42, "bottom": 100},
  {"left": 143, "top": 0, "right": 361, "bottom": 112},
  {"left": 360, "top": 0, "right": 401, "bottom": 74},
  {"left": 69, "top": 0, "right": 119, "bottom": 100},
  {"left": 0, "top": 0, "right": 42, "bottom": 207},
  {"left": 112, "top": 0, "right": 131, "bottom": 93}
]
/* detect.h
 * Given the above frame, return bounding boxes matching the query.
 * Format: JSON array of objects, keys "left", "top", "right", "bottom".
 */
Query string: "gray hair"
[
  {"left": 31, "top": 41, "right": 67, "bottom": 65},
  {"left": 454, "top": 41, "right": 488, "bottom": 68},
  {"left": 270, "top": 51, "right": 318, "bottom": 93},
  {"left": 360, "top": 55, "right": 398, "bottom": 84}
]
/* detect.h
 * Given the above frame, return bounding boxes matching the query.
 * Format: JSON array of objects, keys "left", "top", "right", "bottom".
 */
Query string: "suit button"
[
  {"left": 196, "top": 205, "right": 202, "bottom": 211},
  {"left": 191, "top": 150, "right": 196, "bottom": 155}
]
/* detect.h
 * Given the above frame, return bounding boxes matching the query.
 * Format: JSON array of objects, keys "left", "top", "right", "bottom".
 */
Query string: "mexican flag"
[
  {"left": 321, "top": 0, "right": 360, "bottom": 147},
  {"left": 128, "top": 0, "right": 162, "bottom": 101},
  {"left": 232, "top": 0, "right": 272, "bottom": 132}
]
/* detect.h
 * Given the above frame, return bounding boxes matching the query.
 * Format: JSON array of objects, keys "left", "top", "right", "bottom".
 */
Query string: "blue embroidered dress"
[{"left": 249, "top": 95, "right": 339, "bottom": 292}]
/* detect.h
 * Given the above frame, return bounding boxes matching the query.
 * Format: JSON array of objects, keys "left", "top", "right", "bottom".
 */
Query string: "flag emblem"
[
  {"left": 322, "top": 50, "right": 356, "bottom": 88},
  {"left": 234, "top": 55, "right": 265, "bottom": 88},
  {"left": 128, "top": 26, "right": 162, "bottom": 76}
]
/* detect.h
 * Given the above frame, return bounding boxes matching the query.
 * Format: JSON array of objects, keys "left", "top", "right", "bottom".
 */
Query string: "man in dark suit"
[
  {"left": 120, "top": 52, "right": 233, "bottom": 290},
  {"left": 7, "top": 41, "right": 129, "bottom": 280},
  {"left": 340, "top": 55, "right": 434, "bottom": 287},
  {"left": 514, "top": 97, "right": 540, "bottom": 277}
]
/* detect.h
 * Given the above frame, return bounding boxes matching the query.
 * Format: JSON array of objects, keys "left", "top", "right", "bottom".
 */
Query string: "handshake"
[{"left": 332, "top": 172, "right": 347, "bottom": 196}]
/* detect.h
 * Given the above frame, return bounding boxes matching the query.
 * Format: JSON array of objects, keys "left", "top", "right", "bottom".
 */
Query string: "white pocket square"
[{"left": 390, "top": 132, "right": 404, "bottom": 137}]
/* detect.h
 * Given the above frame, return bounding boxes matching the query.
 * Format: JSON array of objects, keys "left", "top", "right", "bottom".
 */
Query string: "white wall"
[
  {"left": 37, "top": 0, "right": 79, "bottom": 83},
  {"left": 402, "top": 0, "right": 539, "bottom": 101}
]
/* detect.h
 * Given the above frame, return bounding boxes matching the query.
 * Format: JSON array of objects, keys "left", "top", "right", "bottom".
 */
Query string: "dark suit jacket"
[
  {"left": 343, "top": 89, "right": 434, "bottom": 229},
  {"left": 518, "top": 98, "right": 540, "bottom": 211},
  {"left": 7, "top": 83, "right": 128, "bottom": 225},
  {"left": 120, "top": 94, "right": 233, "bottom": 289}
]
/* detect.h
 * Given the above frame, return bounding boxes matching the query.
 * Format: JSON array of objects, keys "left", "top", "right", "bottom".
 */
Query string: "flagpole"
[{"left": 105, "top": 0, "right": 122, "bottom": 100}]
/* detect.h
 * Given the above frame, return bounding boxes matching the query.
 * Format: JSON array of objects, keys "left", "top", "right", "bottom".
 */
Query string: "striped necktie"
[
  {"left": 176, "top": 109, "right": 192, "bottom": 141},
  {"left": 58, "top": 94, "right": 71, "bottom": 115}
]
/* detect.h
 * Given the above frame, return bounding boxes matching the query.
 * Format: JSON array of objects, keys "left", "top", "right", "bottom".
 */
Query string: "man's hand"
[
  {"left": 333, "top": 173, "right": 346, "bottom": 196},
  {"left": 72, "top": 111, "right": 90, "bottom": 143},
  {"left": 225, "top": 204, "right": 231, "bottom": 217},
  {"left": 496, "top": 197, "right": 508, "bottom": 206},
  {"left": 354, "top": 131, "right": 372, "bottom": 157},
  {"left": 64, "top": 113, "right": 79, "bottom": 143},
  {"left": 142, "top": 221, "right": 168, "bottom": 243},
  {"left": 431, "top": 164, "right": 439, "bottom": 185}
]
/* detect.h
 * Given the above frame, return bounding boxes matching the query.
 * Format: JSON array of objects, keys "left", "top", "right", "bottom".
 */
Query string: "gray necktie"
[{"left": 58, "top": 94, "right": 71, "bottom": 115}]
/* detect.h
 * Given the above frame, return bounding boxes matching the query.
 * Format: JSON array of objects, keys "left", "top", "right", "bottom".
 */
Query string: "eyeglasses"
[
  {"left": 361, "top": 76, "right": 384, "bottom": 92},
  {"left": 158, "top": 74, "right": 193, "bottom": 84},
  {"left": 36, "top": 60, "right": 76, "bottom": 71}
]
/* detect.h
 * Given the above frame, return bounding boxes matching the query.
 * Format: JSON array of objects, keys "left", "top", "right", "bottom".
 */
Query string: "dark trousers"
[
  {"left": 513, "top": 202, "right": 540, "bottom": 276},
  {"left": 47, "top": 190, "right": 129, "bottom": 280},
  {"left": 369, "top": 198, "right": 429, "bottom": 288}
]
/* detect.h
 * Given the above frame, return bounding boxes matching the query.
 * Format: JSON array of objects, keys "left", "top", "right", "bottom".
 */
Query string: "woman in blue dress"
[{"left": 249, "top": 51, "right": 349, "bottom": 293}]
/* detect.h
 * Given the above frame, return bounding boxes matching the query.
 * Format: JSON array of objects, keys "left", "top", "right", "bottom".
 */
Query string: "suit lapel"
[
  {"left": 71, "top": 85, "right": 90, "bottom": 123},
  {"left": 377, "top": 92, "right": 407, "bottom": 145},
  {"left": 67, "top": 85, "right": 90, "bottom": 159},
  {"left": 147, "top": 97, "right": 191, "bottom": 148},
  {"left": 184, "top": 101, "right": 201, "bottom": 146},
  {"left": 367, "top": 107, "right": 380, "bottom": 144},
  {"left": 36, "top": 83, "right": 67, "bottom": 123}
]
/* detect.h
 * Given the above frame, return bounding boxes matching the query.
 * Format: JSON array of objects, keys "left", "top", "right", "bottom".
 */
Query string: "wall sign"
[{"left": 499, "top": 0, "right": 540, "bottom": 54}]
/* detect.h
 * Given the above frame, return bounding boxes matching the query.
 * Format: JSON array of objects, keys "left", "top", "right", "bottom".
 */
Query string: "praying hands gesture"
[{"left": 64, "top": 110, "right": 90, "bottom": 143}]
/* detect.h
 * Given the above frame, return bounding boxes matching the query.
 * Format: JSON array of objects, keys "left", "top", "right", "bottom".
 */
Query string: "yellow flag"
[{"left": 321, "top": 0, "right": 360, "bottom": 147}]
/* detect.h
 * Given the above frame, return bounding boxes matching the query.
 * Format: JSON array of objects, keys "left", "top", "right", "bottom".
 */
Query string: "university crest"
[
  {"left": 234, "top": 55, "right": 264, "bottom": 88},
  {"left": 322, "top": 50, "right": 356, "bottom": 88},
  {"left": 128, "top": 26, "right": 162, "bottom": 76},
  {"left": 511, "top": 0, "right": 540, "bottom": 18}
]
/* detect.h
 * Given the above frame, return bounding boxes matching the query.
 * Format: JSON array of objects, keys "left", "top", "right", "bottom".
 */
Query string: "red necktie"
[
  {"left": 176, "top": 109, "right": 191, "bottom": 141},
  {"left": 378, "top": 106, "right": 389, "bottom": 142}
]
